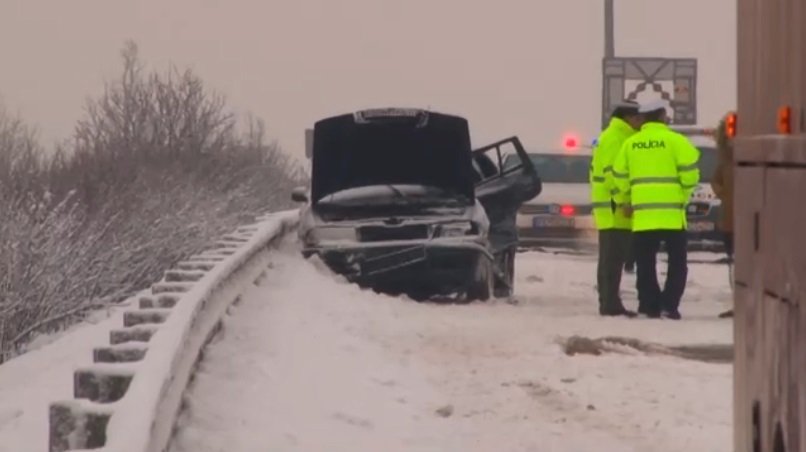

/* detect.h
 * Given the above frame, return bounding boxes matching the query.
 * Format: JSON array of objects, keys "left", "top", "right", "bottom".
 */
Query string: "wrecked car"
[{"left": 292, "top": 108, "right": 541, "bottom": 300}]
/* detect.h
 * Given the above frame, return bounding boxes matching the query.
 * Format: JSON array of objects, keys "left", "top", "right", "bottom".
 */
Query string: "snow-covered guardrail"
[{"left": 48, "top": 209, "right": 299, "bottom": 452}]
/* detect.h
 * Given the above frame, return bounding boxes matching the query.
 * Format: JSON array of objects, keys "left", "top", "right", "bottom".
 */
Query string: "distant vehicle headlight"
[
  {"left": 308, "top": 226, "right": 357, "bottom": 242},
  {"left": 436, "top": 221, "right": 476, "bottom": 237}
]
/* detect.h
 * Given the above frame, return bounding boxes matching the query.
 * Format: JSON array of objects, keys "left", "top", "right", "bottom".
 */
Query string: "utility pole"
[
  {"left": 601, "top": 0, "right": 615, "bottom": 128},
  {"left": 604, "top": 0, "right": 614, "bottom": 58},
  {"left": 600, "top": 0, "right": 697, "bottom": 127}
]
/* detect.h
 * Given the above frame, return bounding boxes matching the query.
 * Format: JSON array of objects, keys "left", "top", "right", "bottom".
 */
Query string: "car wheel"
[{"left": 467, "top": 257, "right": 493, "bottom": 301}]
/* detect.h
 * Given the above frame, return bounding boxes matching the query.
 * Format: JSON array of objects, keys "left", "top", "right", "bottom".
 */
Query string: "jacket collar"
[
  {"left": 640, "top": 121, "right": 669, "bottom": 132},
  {"left": 609, "top": 117, "right": 635, "bottom": 134}
]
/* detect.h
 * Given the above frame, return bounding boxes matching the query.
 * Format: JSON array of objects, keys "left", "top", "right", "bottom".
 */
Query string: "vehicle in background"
[
  {"left": 292, "top": 108, "right": 540, "bottom": 301},
  {"left": 506, "top": 131, "right": 723, "bottom": 252},
  {"left": 674, "top": 128, "right": 724, "bottom": 251},
  {"left": 503, "top": 150, "right": 596, "bottom": 250}
]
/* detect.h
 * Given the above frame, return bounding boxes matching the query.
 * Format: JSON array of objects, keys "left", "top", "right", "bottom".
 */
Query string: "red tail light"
[
  {"left": 778, "top": 106, "right": 792, "bottom": 134},
  {"left": 725, "top": 112, "right": 737, "bottom": 138},
  {"left": 560, "top": 204, "right": 575, "bottom": 216}
]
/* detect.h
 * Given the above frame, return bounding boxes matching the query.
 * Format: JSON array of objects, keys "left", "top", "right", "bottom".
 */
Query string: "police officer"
[
  {"left": 612, "top": 99, "right": 700, "bottom": 319},
  {"left": 590, "top": 100, "right": 643, "bottom": 317},
  {"left": 710, "top": 114, "right": 735, "bottom": 318}
]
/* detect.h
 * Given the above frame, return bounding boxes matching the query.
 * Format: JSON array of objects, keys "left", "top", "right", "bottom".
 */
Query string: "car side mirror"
[{"left": 291, "top": 187, "right": 309, "bottom": 203}]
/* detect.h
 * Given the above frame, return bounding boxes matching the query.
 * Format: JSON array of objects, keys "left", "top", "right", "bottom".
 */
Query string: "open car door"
[{"left": 471, "top": 136, "right": 542, "bottom": 297}]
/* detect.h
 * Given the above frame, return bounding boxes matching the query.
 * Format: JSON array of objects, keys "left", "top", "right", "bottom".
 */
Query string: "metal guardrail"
[{"left": 48, "top": 210, "right": 299, "bottom": 452}]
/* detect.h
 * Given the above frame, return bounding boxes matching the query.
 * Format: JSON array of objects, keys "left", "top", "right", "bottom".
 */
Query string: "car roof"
[
  {"left": 502, "top": 151, "right": 592, "bottom": 162},
  {"left": 315, "top": 108, "right": 467, "bottom": 126},
  {"left": 669, "top": 126, "right": 717, "bottom": 147},
  {"left": 686, "top": 136, "right": 717, "bottom": 147},
  {"left": 526, "top": 151, "right": 592, "bottom": 157}
]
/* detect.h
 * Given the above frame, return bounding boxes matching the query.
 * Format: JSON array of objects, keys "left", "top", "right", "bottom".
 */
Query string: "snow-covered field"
[{"left": 169, "top": 242, "right": 734, "bottom": 452}]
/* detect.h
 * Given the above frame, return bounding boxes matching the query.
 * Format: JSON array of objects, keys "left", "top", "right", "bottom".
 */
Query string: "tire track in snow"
[{"left": 511, "top": 379, "right": 657, "bottom": 452}]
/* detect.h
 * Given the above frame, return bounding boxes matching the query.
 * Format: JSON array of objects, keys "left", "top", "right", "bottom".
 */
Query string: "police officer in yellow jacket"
[
  {"left": 612, "top": 99, "right": 700, "bottom": 319},
  {"left": 590, "top": 100, "right": 643, "bottom": 317}
]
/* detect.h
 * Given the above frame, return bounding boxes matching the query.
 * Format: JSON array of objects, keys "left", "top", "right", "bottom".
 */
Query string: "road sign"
[{"left": 601, "top": 57, "right": 698, "bottom": 127}]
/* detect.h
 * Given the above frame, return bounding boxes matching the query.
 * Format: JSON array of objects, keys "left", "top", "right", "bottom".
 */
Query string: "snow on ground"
[
  {"left": 0, "top": 299, "right": 136, "bottom": 452},
  {"left": 170, "top": 243, "right": 733, "bottom": 452}
]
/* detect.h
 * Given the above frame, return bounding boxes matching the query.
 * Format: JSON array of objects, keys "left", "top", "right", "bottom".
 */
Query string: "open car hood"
[
  {"left": 317, "top": 184, "right": 470, "bottom": 207},
  {"left": 310, "top": 109, "right": 476, "bottom": 204},
  {"left": 313, "top": 184, "right": 470, "bottom": 222}
]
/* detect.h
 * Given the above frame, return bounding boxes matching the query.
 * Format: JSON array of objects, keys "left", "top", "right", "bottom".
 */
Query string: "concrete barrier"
[{"left": 49, "top": 209, "right": 299, "bottom": 452}]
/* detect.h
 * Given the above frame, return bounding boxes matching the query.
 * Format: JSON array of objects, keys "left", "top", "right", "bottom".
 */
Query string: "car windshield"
[{"left": 504, "top": 153, "right": 591, "bottom": 183}]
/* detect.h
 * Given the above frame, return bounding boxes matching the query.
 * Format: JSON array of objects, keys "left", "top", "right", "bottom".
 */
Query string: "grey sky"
[{"left": 1, "top": 0, "right": 735, "bottom": 159}]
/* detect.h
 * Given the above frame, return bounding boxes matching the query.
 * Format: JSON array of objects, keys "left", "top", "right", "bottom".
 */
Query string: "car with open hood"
[{"left": 292, "top": 108, "right": 541, "bottom": 301}]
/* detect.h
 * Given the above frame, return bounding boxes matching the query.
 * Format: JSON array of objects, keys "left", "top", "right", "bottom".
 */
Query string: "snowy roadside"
[
  {"left": 0, "top": 297, "right": 137, "bottom": 452},
  {"left": 170, "top": 245, "right": 733, "bottom": 452}
]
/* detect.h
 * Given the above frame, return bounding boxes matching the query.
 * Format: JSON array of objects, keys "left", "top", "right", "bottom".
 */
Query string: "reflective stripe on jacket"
[
  {"left": 589, "top": 117, "right": 635, "bottom": 230},
  {"left": 612, "top": 122, "right": 700, "bottom": 232}
]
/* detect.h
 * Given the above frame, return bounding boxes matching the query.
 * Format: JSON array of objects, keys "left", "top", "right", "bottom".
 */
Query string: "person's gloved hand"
[{"left": 622, "top": 205, "right": 634, "bottom": 217}]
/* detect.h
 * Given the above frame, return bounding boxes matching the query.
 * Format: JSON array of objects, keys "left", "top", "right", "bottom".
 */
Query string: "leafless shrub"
[
  {"left": 0, "top": 41, "right": 306, "bottom": 362},
  {"left": 0, "top": 105, "right": 48, "bottom": 204}
]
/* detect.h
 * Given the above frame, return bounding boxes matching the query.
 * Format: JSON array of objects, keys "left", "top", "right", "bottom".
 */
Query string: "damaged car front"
[{"left": 295, "top": 108, "right": 496, "bottom": 300}]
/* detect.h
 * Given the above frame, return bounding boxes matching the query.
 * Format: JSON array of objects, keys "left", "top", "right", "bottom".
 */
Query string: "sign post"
[
  {"left": 601, "top": 1, "right": 698, "bottom": 128},
  {"left": 304, "top": 128, "right": 313, "bottom": 159}
]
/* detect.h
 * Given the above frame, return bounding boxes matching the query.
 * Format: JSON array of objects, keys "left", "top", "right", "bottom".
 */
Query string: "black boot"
[
  {"left": 637, "top": 302, "right": 661, "bottom": 318},
  {"left": 661, "top": 310, "right": 682, "bottom": 320},
  {"left": 600, "top": 303, "right": 638, "bottom": 318}
]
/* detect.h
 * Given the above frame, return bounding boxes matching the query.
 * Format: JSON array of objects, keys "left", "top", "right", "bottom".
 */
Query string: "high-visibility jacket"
[
  {"left": 612, "top": 122, "right": 700, "bottom": 231},
  {"left": 589, "top": 117, "right": 635, "bottom": 230}
]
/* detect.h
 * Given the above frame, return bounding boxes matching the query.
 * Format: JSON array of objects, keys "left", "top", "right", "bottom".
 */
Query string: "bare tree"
[
  {"left": 0, "top": 41, "right": 303, "bottom": 362},
  {"left": 0, "top": 105, "right": 46, "bottom": 204}
]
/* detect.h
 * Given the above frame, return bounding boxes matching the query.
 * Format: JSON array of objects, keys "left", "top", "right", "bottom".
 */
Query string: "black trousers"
[
  {"left": 624, "top": 233, "right": 635, "bottom": 268},
  {"left": 722, "top": 231, "right": 734, "bottom": 258},
  {"left": 597, "top": 229, "right": 631, "bottom": 312},
  {"left": 634, "top": 229, "right": 688, "bottom": 314}
]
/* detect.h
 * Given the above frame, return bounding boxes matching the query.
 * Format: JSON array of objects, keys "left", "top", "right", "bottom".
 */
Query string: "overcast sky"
[{"left": 1, "top": 0, "right": 736, "bottom": 160}]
